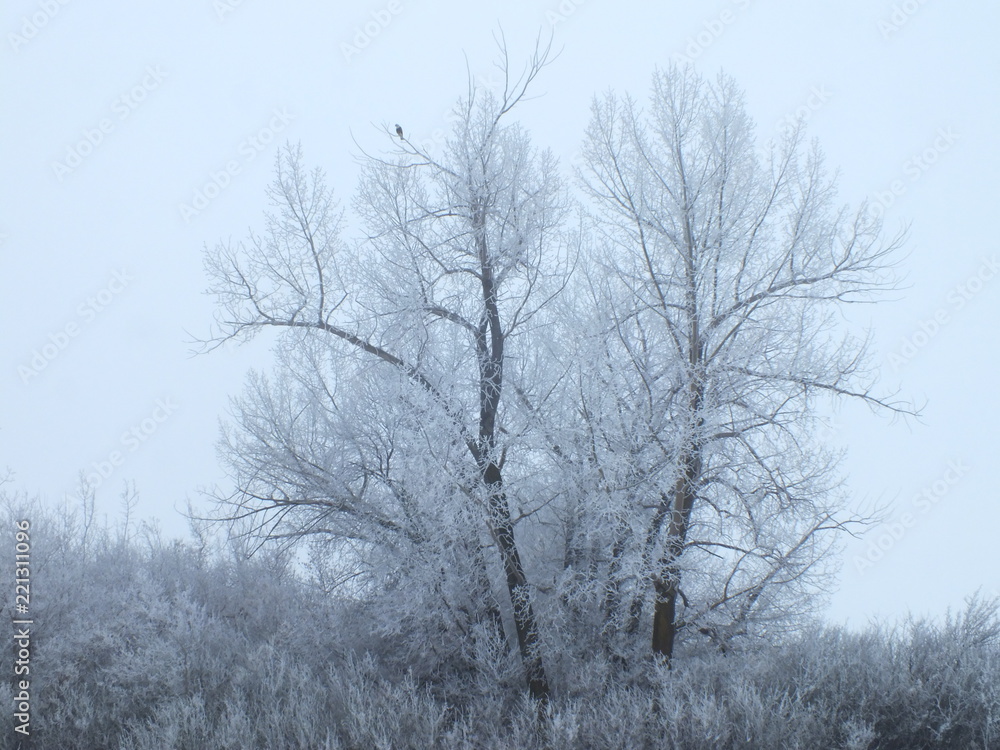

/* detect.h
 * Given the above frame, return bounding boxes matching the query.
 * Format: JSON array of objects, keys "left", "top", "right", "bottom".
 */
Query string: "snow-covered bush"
[{"left": 2, "top": 488, "right": 996, "bottom": 749}]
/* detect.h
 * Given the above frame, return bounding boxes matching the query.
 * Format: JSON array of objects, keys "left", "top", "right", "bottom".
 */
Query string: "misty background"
[{"left": 2, "top": 0, "right": 997, "bottom": 629}]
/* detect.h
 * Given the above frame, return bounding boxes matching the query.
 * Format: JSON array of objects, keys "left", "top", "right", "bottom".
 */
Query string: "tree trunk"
[
  {"left": 472, "top": 201, "right": 550, "bottom": 702},
  {"left": 483, "top": 461, "right": 549, "bottom": 701},
  {"left": 651, "top": 439, "right": 702, "bottom": 660}
]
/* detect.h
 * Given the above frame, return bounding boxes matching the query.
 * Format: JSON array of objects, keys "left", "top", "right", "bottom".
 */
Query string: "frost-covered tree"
[
  {"left": 577, "top": 66, "right": 910, "bottom": 660},
  {"left": 203, "top": 42, "right": 568, "bottom": 700},
  {"left": 203, "top": 56, "right": 911, "bottom": 694}
]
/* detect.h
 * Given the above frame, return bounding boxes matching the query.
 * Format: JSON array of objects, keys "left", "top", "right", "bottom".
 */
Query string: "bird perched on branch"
[{"left": 395, "top": 124, "right": 403, "bottom": 139}]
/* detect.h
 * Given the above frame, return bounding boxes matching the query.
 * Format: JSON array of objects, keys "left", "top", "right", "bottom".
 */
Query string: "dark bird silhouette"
[{"left": 395, "top": 124, "right": 403, "bottom": 139}]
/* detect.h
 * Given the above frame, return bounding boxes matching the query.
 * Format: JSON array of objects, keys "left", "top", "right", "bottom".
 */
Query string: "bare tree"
[
  {"left": 203, "top": 57, "right": 911, "bottom": 688},
  {"left": 578, "top": 66, "right": 911, "bottom": 660},
  {"left": 203, "top": 41, "right": 568, "bottom": 701}
]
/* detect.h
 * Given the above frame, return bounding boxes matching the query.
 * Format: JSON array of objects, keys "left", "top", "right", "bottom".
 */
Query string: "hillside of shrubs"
[{"left": 2, "top": 494, "right": 997, "bottom": 750}]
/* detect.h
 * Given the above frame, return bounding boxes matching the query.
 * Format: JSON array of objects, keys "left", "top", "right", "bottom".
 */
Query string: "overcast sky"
[{"left": 2, "top": 0, "right": 997, "bottom": 628}]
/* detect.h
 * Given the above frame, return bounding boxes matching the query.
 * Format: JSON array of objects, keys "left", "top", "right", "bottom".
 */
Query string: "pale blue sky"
[{"left": 2, "top": 0, "right": 998, "bottom": 627}]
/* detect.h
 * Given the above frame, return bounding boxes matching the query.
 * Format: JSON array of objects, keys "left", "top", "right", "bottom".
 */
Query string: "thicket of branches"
[
  {"left": 10, "top": 46, "right": 979, "bottom": 749},
  {"left": 2, "top": 495, "right": 997, "bottom": 749},
  {"left": 198, "top": 45, "right": 913, "bottom": 701}
]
